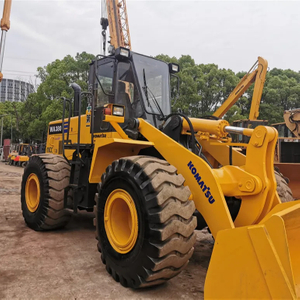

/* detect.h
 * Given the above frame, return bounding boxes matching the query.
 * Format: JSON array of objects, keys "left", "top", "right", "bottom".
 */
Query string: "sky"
[{"left": 3, "top": 0, "right": 300, "bottom": 84}]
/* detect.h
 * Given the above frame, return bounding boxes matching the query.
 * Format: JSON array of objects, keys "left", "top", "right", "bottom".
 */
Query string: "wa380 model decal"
[
  {"left": 187, "top": 161, "right": 215, "bottom": 204},
  {"left": 49, "top": 122, "right": 69, "bottom": 135}
]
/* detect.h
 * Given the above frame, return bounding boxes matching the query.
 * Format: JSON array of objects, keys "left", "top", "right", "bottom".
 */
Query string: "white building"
[{"left": 0, "top": 78, "right": 34, "bottom": 102}]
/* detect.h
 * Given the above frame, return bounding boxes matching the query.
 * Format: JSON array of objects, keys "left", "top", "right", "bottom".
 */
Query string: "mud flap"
[{"left": 205, "top": 201, "right": 300, "bottom": 299}]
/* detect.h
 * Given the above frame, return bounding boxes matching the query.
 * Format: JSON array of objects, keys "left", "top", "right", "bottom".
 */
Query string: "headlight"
[
  {"left": 169, "top": 63, "right": 180, "bottom": 74},
  {"left": 112, "top": 105, "right": 125, "bottom": 117},
  {"left": 115, "top": 47, "right": 131, "bottom": 60},
  {"left": 120, "top": 48, "right": 129, "bottom": 57}
]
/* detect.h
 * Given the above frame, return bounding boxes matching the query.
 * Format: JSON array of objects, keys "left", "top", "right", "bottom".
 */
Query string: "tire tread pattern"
[
  {"left": 21, "top": 153, "right": 71, "bottom": 230},
  {"left": 95, "top": 155, "right": 196, "bottom": 288}
]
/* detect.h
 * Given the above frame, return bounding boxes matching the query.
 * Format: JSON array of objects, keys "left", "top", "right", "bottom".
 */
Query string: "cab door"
[
  {"left": 93, "top": 58, "right": 116, "bottom": 133},
  {"left": 92, "top": 58, "right": 143, "bottom": 134}
]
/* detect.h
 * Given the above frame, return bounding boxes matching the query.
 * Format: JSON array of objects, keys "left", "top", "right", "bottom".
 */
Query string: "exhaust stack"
[{"left": 71, "top": 83, "right": 81, "bottom": 117}]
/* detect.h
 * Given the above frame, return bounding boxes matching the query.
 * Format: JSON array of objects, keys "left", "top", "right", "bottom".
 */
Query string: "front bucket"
[{"left": 205, "top": 201, "right": 300, "bottom": 299}]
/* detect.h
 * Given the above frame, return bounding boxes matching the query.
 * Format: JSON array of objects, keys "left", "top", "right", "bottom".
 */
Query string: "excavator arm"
[{"left": 213, "top": 56, "right": 268, "bottom": 120}]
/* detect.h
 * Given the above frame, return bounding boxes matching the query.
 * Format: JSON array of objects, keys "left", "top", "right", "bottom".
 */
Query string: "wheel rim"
[
  {"left": 25, "top": 173, "right": 40, "bottom": 212},
  {"left": 104, "top": 189, "right": 138, "bottom": 254}
]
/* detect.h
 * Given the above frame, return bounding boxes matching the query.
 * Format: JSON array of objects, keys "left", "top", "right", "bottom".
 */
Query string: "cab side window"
[{"left": 95, "top": 61, "right": 114, "bottom": 108}]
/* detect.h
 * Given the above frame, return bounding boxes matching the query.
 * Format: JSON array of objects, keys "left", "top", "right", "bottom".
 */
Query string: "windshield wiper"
[
  {"left": 142, "top": 68, "right": 165, "bottom": 120},
  {"left": 142, "top": 68, "right": 151, "bottom": 107}
]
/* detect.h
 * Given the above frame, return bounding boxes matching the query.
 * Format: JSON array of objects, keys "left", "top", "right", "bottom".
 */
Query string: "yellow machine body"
[
  {"left": 18, "top": 155, "right": 29, "bottom": 162},
  {"left": 46, "top": 108, "right": 300, "bottom": 299},
  {"left": 8, "top": 143, "right": 33, "bottom": 166},
  {"left": 9, "top": 153, "right": 16, "bottom": 161}
]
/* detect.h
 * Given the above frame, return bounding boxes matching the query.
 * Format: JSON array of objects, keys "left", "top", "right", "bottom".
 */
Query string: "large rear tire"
[
  {"left": 95, "top": 156, "right": 196, "bottom": 288},
  {"left": 21, "top": 154, "right": 71, "bottom": 230}
]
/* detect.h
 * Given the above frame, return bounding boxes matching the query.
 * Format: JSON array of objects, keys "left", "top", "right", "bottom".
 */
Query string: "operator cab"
[{"left": 89, "top": 47, "right": 179, "bottom": 133}]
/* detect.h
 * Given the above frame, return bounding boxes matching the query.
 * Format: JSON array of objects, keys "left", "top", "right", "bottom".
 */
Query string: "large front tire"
[
  {"left": 95, "top": 156, "right": 197, "bottom": 288},
  {"left": 21, "top": 154, "right": 71, "bottom": 230}
]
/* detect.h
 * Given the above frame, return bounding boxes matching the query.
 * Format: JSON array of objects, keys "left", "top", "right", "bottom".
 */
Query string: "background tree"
[
  {"left": 156, "top": 54, "right": 300, "bottom": 124},
  {"left": 0, "top": 51, "right": 95, "bottom": 143}
]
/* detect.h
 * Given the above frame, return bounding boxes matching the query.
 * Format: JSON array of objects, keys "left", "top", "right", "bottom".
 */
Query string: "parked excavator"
[
  {"left": 213, "top": 57, "right": 297, "bottom": 202},
  {"left": 20, "top": 1, "right": 300, "bottom": 299},
  {"left": 213, "top": 56, "right": 268, "bottom": 122}
]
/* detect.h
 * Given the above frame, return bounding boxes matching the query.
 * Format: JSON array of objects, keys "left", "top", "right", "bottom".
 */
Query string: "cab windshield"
[{"left": 132, "top": 53, "right": 171, "bottom": 116}]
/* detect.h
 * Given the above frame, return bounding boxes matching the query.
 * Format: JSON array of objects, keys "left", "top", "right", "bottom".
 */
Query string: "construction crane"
[
  {"left": 100, "top": 0, "right": 131, "bottom": 55},
  {"left": 0, "top": 0, "right": 12, "bottom": 82}
]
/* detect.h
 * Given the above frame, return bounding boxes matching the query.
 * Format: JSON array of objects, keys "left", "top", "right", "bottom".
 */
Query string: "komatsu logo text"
[{"left": 187, "top": 161, "right": 215, "bottom": 204}]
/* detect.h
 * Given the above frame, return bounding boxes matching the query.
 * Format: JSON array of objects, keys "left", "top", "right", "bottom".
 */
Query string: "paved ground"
[{"left": 0, "top": 162, "right": 213, "bottom": 299}]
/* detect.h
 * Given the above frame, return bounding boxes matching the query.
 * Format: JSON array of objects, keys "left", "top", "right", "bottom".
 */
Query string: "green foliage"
[
  {"left": 225, "top": 105, "right": 248, "bottom": 124},
  {"left": 0, "top": 101, "right": 22, "bottom": 142},
  {"left": 1, "top": 52, "right": 95, "bottom": 143},
  {"left": 157, "top": 55, "right": 300, "bottom": 125}
]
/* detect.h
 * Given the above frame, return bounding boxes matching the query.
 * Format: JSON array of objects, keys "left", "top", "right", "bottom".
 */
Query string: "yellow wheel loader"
[
  {"left": 21, "top": 48, "right": 300, "bottom": 299},
  {"left": 213, "top": 56, "right": 296, "bottom": 203}
]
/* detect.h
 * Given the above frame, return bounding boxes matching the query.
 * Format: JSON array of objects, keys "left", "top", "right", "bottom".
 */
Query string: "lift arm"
[
  {"left": 0, "top": 0, "right": 12, "bottom": 82},
  {"left": 213, "top": 57, "right": 268, "bottom": 120}
]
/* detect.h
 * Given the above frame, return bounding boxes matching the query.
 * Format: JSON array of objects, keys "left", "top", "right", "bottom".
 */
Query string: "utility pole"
[
  {"left": 10, "top": 114, "right": 12, "bottom": 143},
  {"left": 0, "top": 116, "right": 3, "bottom": 147},
  {"left": 0, "top": 113, "right": 7, "bottom": 146}
]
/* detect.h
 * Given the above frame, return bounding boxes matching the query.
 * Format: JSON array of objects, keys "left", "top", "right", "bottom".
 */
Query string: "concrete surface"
[{"left": 0, "top": 162, "right": 213, "bottom": 299}]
